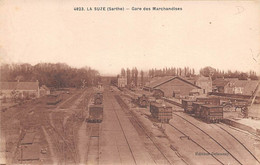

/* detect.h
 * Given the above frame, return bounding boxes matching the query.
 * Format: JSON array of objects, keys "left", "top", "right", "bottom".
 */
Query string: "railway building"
[
  {"left": 194, "top": 76, "right": 212, "bottom": 94},
  {"left": 117, "top": 76, "right": 127, "bottom": 88},
  {"left": 0, "top": 81, "right": 40, "bottom": 99},
  {"left": 144, "top": 76, "right": 201, "bottom": 98}
]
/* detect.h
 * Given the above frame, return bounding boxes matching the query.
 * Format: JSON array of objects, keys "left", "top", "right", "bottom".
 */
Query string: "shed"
[
  {"left": 0, "top": 81, "right": 40, "bottom": 99},
  {"left": 39, "top": 85, "right": 50, "bottom": 97},
  {"left": 145, "top": 76, "right": 201, "bottom": 98}
]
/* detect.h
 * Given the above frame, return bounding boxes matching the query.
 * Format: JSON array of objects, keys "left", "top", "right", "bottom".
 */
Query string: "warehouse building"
[
  {"left": 145, "top": 76, "right": 201, "bottom": 98},
  {"left": 0, "top": 81, "right": 40, "bottom": 99}
]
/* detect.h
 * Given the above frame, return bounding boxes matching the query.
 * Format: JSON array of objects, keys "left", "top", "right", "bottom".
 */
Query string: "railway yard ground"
[{"left": 1, "top": 86, "right": 260, "bottom": 165}]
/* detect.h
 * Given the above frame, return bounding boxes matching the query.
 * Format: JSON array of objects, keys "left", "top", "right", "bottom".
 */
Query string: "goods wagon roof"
[{"left": 201, "top": 104, "right": 222, "bottom": 108}]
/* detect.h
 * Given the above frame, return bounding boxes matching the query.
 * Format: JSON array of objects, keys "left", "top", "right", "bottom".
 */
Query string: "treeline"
[
  {"left": 0, "top": 63, "right": 101, "bottom": 88},
  {"left": 118, "top": 66, "right": 258, "bottom": 87},
  {"left": 119, "top": 68, "right": 143, "bottom": 86},
  {"left": 199, "top": 66, "right": 258, "bottom": 80},
  {"left": 148, "top": 67, "right": 195, "bottom": 78},
  {"left": 119, "top": 67, "right": 196, "bottom": 87}
]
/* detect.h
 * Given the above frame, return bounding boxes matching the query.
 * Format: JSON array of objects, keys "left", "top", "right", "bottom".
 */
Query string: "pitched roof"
[
  {"left": 213, "top": 79, "right": 229, "bottom": 87},
  {"left": 145, "top": 76, "right": 173, "bottom": 88},
  {"left": 232, "top": 80, "right": 259, "bottom": 95},
  {"left": 194, "top": 75, "right": 211, "bottom": 81},
  {"left": 0, "top": 82, "right": 39, "bottom": 91},
  {"left": 145, "top": 76, "right": 201, "bottom": 89}
]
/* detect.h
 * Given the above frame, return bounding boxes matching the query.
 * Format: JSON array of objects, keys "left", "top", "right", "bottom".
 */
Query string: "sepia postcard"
[{"left": 0, "top": 0, "right": 260, "bottom": 164}]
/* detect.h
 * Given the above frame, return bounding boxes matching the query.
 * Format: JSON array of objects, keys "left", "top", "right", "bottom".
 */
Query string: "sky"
[{"left": 0, "top": 0, "right": 260, "bottom": 76}]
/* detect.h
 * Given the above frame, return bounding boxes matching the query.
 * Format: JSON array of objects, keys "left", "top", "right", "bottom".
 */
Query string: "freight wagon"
[
  {"left": 192, "top": 97, "right": 220, "bottom": 117},
  {"left": 192, "top": 102, "right": 205, "bottom": 117},
  {"left": 182, "top": 99, "right": 196, "bottom": 113},
  {"left": 183, "top": 97, "right": 220, "bottom": 114},
  {"left": 88, "top": 104, "right": 103, "bottom": 123},
  {"left": 94, "top": 92, "right": 103, "bottom": 105},
  {"left": 150, "top": 101, "right": 172, "bottom": 123},
  {"left": 200, "top": 105, "right": 223, "bottom": 123},
  {"left": 196, "top": 97, "right": 220, "bottom": 105},
  {"left": 87, "top": 92, "right": 103, "bottom": 123},
  {"left": 46, "top": 94, "right": 62, "bottom": 105}
]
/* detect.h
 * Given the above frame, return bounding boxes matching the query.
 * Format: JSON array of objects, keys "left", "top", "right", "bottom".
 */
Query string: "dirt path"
[{"left": 77, "top": 122, "right": 88, "bottom": 164}]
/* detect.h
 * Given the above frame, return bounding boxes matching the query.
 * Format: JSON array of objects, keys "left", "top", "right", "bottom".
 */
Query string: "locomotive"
[{"left": 134, "top": 94, "right": 149, "bottom": 107}]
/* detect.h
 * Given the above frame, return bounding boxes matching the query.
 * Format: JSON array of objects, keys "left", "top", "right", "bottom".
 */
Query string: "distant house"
[
  {"left": 225, "top": 80, "right": 259, "bottom": 96},
  {"left": 144, "top": 76, "right": 201, "bottom": 98},
  {"left": 212, "top": 79, "right": 229, "bottom": 93},
  {"left": 39, "top": 85, "right": 50, "bottom": 97},
  {"left": 213, "top": 78, "right": 259, "bottom": 96},
  {"left": 117, "top": 76, "right": 127, "bottom": 88},
  {"left": 194, "top": 76, "right": 212, "bottom": 94},
  {"left": 0, "top": 81, "right": 40, "bottom": 99}
]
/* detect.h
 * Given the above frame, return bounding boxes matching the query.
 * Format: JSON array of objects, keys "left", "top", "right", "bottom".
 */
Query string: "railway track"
[
  {"left": 171, "top": 112, "right": 260, "bottom": 165},
  {"left": 114, "top": 94, "right": 182, "bottom": 165},
  {"left": 111, "top": 95, "right": 138, "bottom": 165},
  {"left": 168, "top": 121, "right": 224, "bottom": 165},
  {"left": 85, "top": 123, "right": 100, "bottom": 165},
  {"left": 215, "top": 123, "right": 260, "bottom": 164},
  {"left": 121, "top": 89, "right": 260, "bottom": 164}
]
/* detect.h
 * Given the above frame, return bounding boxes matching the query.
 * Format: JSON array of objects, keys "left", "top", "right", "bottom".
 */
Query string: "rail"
[
  {"left": 172, "top": 113, "right": 243, "bottom": 165},
  {"left": 215, "top": 124, "right": 260, "bottom": 164},
  {"left": 114, "top": 95, "right": 177, "bottom": 165},
  {"left": 168, "top": 122, "right": 224, "bottom": 165},
  {"left": 111, "top": 95, "right": 137, "bottom": 165}
]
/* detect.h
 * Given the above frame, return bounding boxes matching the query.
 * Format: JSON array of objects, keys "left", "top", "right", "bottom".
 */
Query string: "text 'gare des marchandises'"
[{"left": 74, "top": 7, "right": 183, "bottom": 11}]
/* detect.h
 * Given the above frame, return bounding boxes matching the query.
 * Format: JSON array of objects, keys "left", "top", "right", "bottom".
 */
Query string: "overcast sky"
[{"left": 0, "top": 0, "right": 259, "bottom": 75}]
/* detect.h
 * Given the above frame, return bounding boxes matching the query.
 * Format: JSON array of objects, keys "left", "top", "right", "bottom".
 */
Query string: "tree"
[
  {"left": 140, "top": 70, "right": 144, "bottom": 86},
  {"left": 0, "top": 63, "right": 100, "bottom": 88},
  {"left": 121, "top": 68, "right": 126, "bottom": 77},
  {"left": 126, "top": 68, "right": 131, "bottom": 85},
  {"left": 238, "top": 73, "right": 248, "bottom": 80},
  {"left": 200, "top": 66, "right": 216, "bottom": 77},
  {"left": 134, "top": 68, "right": 138, "bottom": 86}
]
